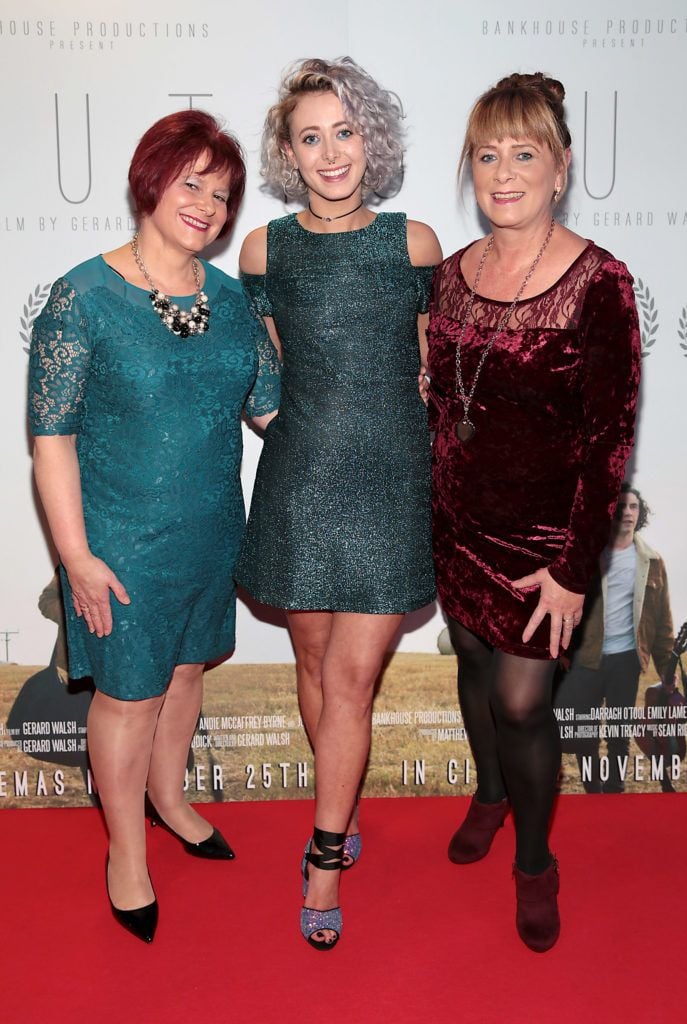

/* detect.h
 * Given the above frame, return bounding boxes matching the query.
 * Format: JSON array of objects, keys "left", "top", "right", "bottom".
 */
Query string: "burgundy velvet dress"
[{"left": 427, "top": 241, "right": 641, "bottom": 659}]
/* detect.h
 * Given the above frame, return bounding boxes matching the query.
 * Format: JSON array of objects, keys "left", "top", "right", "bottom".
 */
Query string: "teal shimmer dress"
[
  {"left": 28, "top": 257, "right": 280, "bottom": 700},
  {"left": 236, "top": 212, "right": 435, "bottom": 613}
]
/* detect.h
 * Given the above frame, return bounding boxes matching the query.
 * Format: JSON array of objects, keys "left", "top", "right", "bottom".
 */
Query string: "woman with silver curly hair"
[
  {"left": 260, "top": 57, "right": 405, "bottom": 200},
  {"left": 236, "top": 57, "right": 441, "bottom": 951}
]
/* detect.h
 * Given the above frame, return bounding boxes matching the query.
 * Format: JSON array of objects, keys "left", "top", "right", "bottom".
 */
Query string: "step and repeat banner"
[{"left": 1, "top": 1, "right": 685, "bottom": 806}]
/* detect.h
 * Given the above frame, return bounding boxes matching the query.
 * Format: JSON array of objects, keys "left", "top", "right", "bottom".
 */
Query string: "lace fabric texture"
[
  {"left": 236, "top": 212, "right": 436, "bottom": 612},
  {"left": 427, "top": 241, "right": 641, "bottom": 659},
  {"left": 433, "top": 243, "right": 608, "bottom": 331},
  {"left": 28, "top": 256, "right": 280, "bottom": 699}
]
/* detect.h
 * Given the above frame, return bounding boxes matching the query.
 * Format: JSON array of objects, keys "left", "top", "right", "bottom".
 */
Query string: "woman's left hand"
[{"left": 511, "top": 567, "right": 584, "bottom": 659}]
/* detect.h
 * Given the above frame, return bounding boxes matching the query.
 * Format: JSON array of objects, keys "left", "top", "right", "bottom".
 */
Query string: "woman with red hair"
[{"left": 28, "top": 110, "right": 280, "bottom": 943}]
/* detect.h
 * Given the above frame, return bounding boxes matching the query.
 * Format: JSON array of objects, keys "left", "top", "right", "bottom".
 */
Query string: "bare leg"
[
  {"left": 87, "top": 689, "right": 164, "bottom": 910},
  {"left": 288, "top": 610, "right": 360, "bottom": 840},
  {"left": 146, "top": 662, "right": 213, "bottom": 843},
  {"left": 288, "top": 611, "right": 332, "bottom": 746},
  {"left": 303, "top": 611, "right": 402, "bottom": 936}
]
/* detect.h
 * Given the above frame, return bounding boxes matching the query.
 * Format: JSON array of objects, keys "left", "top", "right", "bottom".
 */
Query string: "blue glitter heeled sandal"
[
  {"left": 300, "top": 826, "right": 344, "bottom": 951},
  {"left": 342, "top": 832, "right": 362, "bottom": 870},
  {"left": 342, "top": 793, "right": 362, "bottom": 870}
]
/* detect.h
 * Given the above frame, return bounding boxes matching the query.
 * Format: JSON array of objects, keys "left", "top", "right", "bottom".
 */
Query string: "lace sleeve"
[
  {"left": 28, "top": 276, "right": 91, "bottom": 436},
  {"left": 548, "top": 262, "right": 641, "bottom": 593},
  {"left": 244, "top": 316, "right": 281, "bottom": 418}
]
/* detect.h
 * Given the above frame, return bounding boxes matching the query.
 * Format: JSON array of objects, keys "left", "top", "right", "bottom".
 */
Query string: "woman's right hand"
[
  {"left": 63, "top": 552, "right": 131, "bottom": 638},
  {"left": 418, "top": 366, "right": 431, "bottom": 406}
]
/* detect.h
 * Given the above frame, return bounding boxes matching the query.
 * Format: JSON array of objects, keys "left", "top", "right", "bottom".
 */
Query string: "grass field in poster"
[{"left": 1, "top": 653, "right": 684, "bottom": 808}]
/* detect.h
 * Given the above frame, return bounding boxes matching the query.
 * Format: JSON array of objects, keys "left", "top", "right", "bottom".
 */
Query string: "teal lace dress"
[
  {"left": 28, "top": 256, "right": 280, "bottom": 700},
  {"left": 236, "top": 212, "right": 435, "bottom": 613}
]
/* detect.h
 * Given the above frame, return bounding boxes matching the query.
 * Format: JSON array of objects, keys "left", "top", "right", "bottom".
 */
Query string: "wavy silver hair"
[{"left": 261, "top": 56, "right": 405, "bottom": 200}]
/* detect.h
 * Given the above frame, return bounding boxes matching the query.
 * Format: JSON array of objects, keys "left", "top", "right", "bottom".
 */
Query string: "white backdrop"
[{"left": 2, "top": 0, "right": 685, "bottom": 665}]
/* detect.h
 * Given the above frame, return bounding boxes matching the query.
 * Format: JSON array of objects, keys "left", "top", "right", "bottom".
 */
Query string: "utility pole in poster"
[{"left": 0, "top": 631, "right": 19, "bottom": 662}]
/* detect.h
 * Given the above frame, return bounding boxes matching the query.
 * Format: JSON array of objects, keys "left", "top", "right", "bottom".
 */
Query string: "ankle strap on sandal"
[{"left": 308, "top": 827, "right": 346, "bottom": 870}]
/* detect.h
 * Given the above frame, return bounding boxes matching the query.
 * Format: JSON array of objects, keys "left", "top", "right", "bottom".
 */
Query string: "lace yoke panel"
[{"left": 434, "top": 244, "right": 606, "bottom": 331}]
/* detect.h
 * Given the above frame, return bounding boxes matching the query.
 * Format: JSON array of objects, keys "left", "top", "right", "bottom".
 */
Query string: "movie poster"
[
  {"left": 2, "top": 641, "right": 684, "bottom": 808},
  {"left": 2, "top": 1, "right": 685, "bottom": 809}
]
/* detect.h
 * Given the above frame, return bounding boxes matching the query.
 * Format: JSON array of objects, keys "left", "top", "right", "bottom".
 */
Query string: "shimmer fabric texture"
[
  {"left": 237, "top": 212, "right": 435, "bottom": 613},
  {"left": 427, "top": 242, "right": 641, "bottom": 660},
  {"left": 28, "top": 256, "right": 280, "bottom": 699}
]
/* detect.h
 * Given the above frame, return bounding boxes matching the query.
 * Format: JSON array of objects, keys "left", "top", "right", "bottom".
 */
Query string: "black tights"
[{"left": 447, "top": 617, "right": 560, "bottom": 874}]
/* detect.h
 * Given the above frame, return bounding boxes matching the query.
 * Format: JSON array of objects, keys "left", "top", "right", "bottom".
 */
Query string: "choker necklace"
[
  {"left": 131, "top": 232, "right": 210, "bottom": 339},
  {"left": 454, "top": 218, "right": 556, "bottom": 442},
  {"left": 307, "top": 201, "right": 364, "bottom": 223}
]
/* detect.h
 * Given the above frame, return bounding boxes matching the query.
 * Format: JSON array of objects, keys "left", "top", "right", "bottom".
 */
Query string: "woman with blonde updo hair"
[
  {"left": 236, "top": 57, "right": 441, "bottom": 951},
  {"left": 427, "top": 72, "right": 641, "bottom": 951}
]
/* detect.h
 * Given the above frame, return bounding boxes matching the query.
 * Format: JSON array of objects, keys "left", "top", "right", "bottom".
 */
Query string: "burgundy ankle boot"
[
  {"left": 447, "top": 796, "right": 509, "bottom": 864},
  {"left": 513, "top": 857, "right": 560, "bottom": 952}
]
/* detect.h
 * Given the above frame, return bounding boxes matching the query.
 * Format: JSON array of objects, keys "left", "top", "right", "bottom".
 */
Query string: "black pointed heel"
[
  {"left": 106, "top": 861, "right": 158, "bottom": 944},
  {"left": 110, "top": 899, "right": 158, "bottom": 944},
  {"left": 146, "top": 797, "right": 235, "bottom": 860}
]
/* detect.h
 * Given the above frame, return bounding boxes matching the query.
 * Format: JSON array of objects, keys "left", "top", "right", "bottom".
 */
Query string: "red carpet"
[{"left": 1, "top": 794, "right": 683, "bottom": 1024}]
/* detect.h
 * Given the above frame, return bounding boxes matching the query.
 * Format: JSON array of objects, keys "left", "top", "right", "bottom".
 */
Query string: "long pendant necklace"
[
  {"left": 307, "top": 201, "right": 363, "bottom": 223},
  {"left": 131, "top": 232, "right": 210, "bottom": 339},
  {"left": 454, "top": 218, "right": 556, "bottom": 442}
]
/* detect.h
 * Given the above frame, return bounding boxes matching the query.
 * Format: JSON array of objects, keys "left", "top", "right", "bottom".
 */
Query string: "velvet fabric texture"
[
  {"left": 513, "top": 859, "right": 561, "bottom": 952},
  {"left": 427, "top": 242, "right": 641, "bottom": 660},
  {"left": 447, "top": 795, "right": 509, "bottom": 863}
]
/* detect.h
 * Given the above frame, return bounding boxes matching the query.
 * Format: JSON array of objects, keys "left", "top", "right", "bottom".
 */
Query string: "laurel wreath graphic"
[
  {"left": 678, "top": 305, "right": 687, "bottom": 359},
  {"left": 633, "top": 279, "right": 658, "bottom": 358},
  {"left": 20, "top": 284, "right": 51, "bottom": 354}
]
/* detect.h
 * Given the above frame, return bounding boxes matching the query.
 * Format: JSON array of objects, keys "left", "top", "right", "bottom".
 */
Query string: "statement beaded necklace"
[
  {"left": 131, "top": 233, "right": 210, "bottom": 339},
  {"left": 454, "top": 218, "right": 556, "bottom": 441}
]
